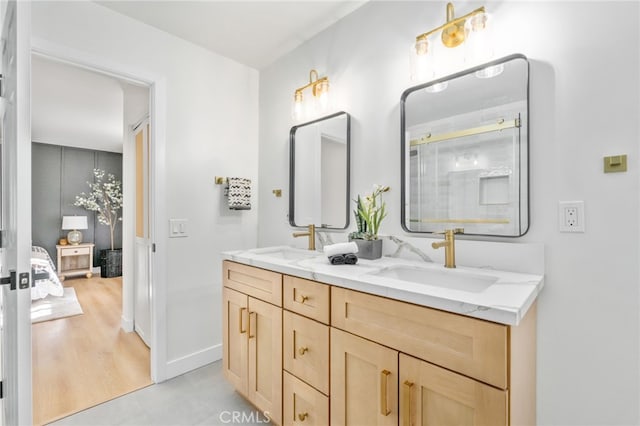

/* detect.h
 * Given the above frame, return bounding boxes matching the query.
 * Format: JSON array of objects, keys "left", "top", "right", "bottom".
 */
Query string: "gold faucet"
[
  {"left": 293, "top": 224, "right": 316, "bottom": 250},
  {"left": 431, "top": 228, "right": 464, "bottom": 268}
]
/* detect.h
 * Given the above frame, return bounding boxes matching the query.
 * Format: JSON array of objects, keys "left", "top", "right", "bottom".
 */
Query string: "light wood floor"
[{"left": 32, "top": 276, "right": 152, "bottom": 425}]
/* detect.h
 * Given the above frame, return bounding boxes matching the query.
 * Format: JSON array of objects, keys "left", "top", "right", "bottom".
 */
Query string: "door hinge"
[
  {"left": 152, "top": 243, "right": 156, "bottom": 253},
  {"left": 0, "top": 380, "right": 3, "bottom": 399},
  {"left": 0, "top": 270, "right": 16, "bottom": 290}
]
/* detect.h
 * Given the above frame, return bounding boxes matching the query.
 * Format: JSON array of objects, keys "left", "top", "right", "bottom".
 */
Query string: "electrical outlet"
[{"left": 559, "top": 201, "right": 585, "bottom": 232}]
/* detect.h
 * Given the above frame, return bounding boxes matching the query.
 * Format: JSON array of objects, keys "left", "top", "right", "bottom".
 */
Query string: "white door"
[
  {"left": 134, "top": 120, "right": 151, "bottom": 346},
  {"left": 0, "top": 0, "right": 31, "bottom": 424}
]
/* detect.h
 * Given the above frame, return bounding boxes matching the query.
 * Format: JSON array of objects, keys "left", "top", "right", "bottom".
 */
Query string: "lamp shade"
[{"left": 62, "top": 216, "right": 88, "bottom": 230}]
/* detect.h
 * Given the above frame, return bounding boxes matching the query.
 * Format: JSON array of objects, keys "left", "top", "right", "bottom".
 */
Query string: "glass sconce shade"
[
  {"left": 415, "top": 38, "right": 429, "bottom": 56},
  {"left": 292, "top": 91, "right": 304, "bottom": 120},
  {"left": 317, "top": 81, "right": 330, "bottom": 111},
  {"left": 469, "top": 12, "right": 488, "bottom": 32}
]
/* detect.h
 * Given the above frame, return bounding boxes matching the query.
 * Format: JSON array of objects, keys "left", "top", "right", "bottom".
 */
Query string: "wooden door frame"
[{"left": 30, "top": 37, "right": 169, "bottom": 383}]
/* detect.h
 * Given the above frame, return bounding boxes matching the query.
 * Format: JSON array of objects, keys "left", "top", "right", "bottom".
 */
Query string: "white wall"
[
  {"left": 32, "top": 1, "right": 259, "bottom": 378},
  {"left": 259, "top": 1, "right": 639, "bottom": 424}
]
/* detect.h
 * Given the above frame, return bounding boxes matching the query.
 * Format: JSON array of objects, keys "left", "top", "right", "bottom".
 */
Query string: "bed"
[{"left": 31, "top": 246, "right": 64, "bottom": 301}]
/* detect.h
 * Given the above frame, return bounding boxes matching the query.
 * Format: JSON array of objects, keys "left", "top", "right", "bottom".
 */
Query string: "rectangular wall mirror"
[
  {"left": 401, "top": 54, "right": 529, "bottom": 237},
  {"left": 289, "top": 111, "right": 350, "bottom": 229}
]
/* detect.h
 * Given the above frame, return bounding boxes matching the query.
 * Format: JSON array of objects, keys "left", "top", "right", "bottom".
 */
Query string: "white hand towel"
[{"left": 323, "top": 242, "right": 359, "bottom": 257}]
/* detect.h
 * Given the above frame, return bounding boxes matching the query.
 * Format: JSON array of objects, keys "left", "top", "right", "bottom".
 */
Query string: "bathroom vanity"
[{"left": 221, "top": 247, "right": 543, "bottom": 425}]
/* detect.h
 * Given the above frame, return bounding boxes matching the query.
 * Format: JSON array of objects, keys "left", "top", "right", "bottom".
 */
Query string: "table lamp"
[{"left": 62, "top": 216, "right": 88, "bottom": 245}]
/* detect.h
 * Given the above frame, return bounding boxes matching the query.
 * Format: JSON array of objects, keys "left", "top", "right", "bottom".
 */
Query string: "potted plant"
[
  {"left": 74, "top": 168, "right": 123, "bottom": 277},
  {"left": 348, "top": 184, "right": 390, "bottom": 260}
]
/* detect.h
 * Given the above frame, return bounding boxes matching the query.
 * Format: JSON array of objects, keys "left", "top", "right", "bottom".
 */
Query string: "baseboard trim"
[
  {"left": 121, "top": 316, "right": 134, "bottom": 332},
  {"left": 165, "top": 344, "right": 222, "bottom": 379}
]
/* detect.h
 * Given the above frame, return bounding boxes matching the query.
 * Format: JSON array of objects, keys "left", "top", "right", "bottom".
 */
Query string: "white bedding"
[{"left": 31, "top": 246, "right": 64, "bottom": 301}]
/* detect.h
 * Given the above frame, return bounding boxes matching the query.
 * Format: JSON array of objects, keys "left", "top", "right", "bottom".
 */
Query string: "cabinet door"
[
  {"left": 331, "top": 328, "right": 398, "bottom": 426},
  {"left": 248, "top": 297, "right": 282, "bottom": 425},
  {"left": 222, "top": 287, "right": 248, "bottom": 395},
  {"left": 399, "top": 354, "right": 507, "bottom": 426}
]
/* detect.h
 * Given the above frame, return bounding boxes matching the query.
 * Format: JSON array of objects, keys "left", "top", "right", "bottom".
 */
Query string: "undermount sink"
[
  {"left": 368, "top": 265, "right": 498, "bottom": 293},
  {"left": 249, "top": 247, "right": 319, "bottom": 261}
]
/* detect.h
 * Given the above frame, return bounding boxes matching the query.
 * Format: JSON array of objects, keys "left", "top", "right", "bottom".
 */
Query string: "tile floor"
[{"left": 50, "top": 360, "right": 270, "bottom": 425}]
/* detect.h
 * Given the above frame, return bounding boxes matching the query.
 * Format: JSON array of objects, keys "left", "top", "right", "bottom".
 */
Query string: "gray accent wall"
[{"left": 32, "top": 143, "right": 123, "bottom": 267}]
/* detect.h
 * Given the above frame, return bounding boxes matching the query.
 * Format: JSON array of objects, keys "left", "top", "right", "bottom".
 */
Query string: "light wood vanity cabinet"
[
  {"left": 331, "top": 286, "right": 537, "bottom": 426},
  {"left": 222, "top": 260, "right": 537, "bottom": 426},
  {"left": 222, "top": 262, "right": 283, "bottom": 425}
]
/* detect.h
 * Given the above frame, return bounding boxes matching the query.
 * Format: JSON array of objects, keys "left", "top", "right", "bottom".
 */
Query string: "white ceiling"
[
  {"left": 95, "top": 1, "right": 368, "bottom": 69},
  {"left": 32, "top": 55, "right": 149, "bottom": 153},
  {"left": 33, "top": 1, "right": 366, "bottom": 152}
]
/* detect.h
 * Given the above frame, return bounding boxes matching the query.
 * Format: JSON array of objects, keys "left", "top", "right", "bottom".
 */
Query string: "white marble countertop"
[{"left": 221, "top": 246, "right": 544, "bottom": 326}]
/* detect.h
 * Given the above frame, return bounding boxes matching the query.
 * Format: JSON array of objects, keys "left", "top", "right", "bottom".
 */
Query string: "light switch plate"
[{"left": 169, "top": 219, "right": 188, "bottom": 238}]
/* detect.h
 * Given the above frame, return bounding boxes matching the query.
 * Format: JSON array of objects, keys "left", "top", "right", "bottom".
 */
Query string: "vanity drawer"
[
  {"left": 283, "top": 371, "right": 329, "bottom": 426},
  {"left": 60, "top": 246, "right": 91, "bottom": 256},
  {"left": 283, "top": 275, "right": 330, "bottom": 324},
  {"left": 222, "top": 261, "right": 282, "bottom": 306},
  {"left": 283, "top": 310, "right": 329, "bottom": 395},
  {"left": 331, "top": 286, "right": 508, "bottom": 389}
]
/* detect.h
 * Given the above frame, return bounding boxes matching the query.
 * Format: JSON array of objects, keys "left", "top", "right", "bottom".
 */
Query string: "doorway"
[{"left": 30, "top": 54, "right": 153, "bottom": 424}]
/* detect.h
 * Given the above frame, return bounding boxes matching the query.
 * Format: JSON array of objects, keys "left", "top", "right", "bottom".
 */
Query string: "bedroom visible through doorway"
[{"left": 30, "top": 54, "right": 152, "bottom": 424}]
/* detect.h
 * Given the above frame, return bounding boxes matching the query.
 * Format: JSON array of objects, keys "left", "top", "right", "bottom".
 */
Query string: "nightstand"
[{"left": 56, "top": 243, "right": 94, "bottom": 281}]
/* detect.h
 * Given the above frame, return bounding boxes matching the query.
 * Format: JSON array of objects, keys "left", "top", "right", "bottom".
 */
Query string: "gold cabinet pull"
[
  {"left": 298, "top": 347, "right": 308, "bottom": 356},
  {"left": 380, "top": 369, "right": 391, "bottom": 416},
  {"left": 298, "top": 412, "right": 308, "bottom": 421},
  {"left": 239, "top": 307, "right": 247, "bottom": 334},
  {"left": 403, "top": 380, "right": 414, "bottom": 426},
  {"left": 248, "top": 311, "right": 255, "bottom": 339},
  {"left": 299, "top": 294, "right": 309, "bottom": 304}
]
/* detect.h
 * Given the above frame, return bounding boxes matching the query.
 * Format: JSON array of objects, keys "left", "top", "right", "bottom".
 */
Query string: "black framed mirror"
[
  {"left": 401, "top": 54, "right": 529, "bottom": 237},
  {"left": 289, "top": 111, "right": 350, "bottom": 230}
]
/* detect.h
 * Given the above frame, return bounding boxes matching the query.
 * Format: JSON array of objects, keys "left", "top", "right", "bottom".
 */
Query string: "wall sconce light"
[
  {"left": 411, "top": 2, "right": 500, "bottom": 83},
  {"left": 415, "top": 3, "right": 487, "bottom": 54},
  {"left": 292, "top": 69, "right": 330, "bottom": 121}
]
